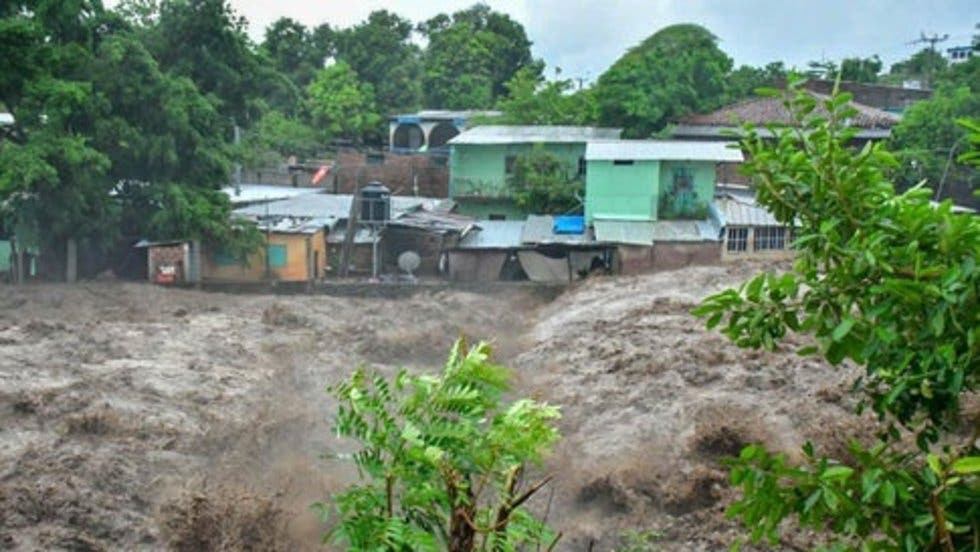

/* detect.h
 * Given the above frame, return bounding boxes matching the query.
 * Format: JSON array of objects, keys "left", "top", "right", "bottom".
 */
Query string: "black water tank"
[{"left": 360, "top": 182, "right": 390, "bottom": 223}]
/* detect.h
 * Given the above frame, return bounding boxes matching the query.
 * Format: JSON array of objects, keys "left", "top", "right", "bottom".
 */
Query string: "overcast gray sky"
[{"left": 118, "top": 1, "right": 979, "bottom": 81}]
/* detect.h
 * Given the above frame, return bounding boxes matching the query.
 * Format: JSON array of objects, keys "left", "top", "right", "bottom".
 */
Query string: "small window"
[
  {"left": 613, "top": 159, "right": 634, "bottom": 166},
  {"left": 212, "top": 249, "right": 238, "bottom": 266},
  {"left": 578, "top": 156, "right": 587, "bottom": 176},
  {"left": 754, "top": 226, "right": 786, "bottom": 251},
  {"left": 267, "top": 244, "right": 287, "bottom": 268},
  {"left": 488, "top": 213, "right": 506, "bottom": 221},
  {"left": 505, "top": 155, "right": 517, "bottom": 175},
  {"left": 672, "top": 167, "right": 694, "bottom": 192},
  {"left": 727, "top": 227, "right": 748, "bottom": 252}
]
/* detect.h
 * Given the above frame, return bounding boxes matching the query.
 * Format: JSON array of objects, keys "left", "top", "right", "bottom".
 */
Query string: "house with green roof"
[{"left": 448, "top": 125, "right": 621, "bottom": 219}]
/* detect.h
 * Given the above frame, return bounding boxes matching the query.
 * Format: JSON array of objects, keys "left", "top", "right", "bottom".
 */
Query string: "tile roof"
[
  {"left": 585, "top": 140, "right": 743, "bottom": 162},
  {"left": 449, "top": 125, "right": 622, "bottom": 145},
  {"left": 678, "top": 91, "right": 900, "bottom": 130}
]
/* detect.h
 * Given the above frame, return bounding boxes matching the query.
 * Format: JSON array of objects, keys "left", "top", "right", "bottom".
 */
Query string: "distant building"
[
  {"left": 673, "top": 91, "right": 900, "bottom": 184},
  {"left": 714, "top": 184, "right": 797, "bottom": 261},
  {"left": 946, "top": 45, "right": 974, "bottom": 64},
  {"left": 448, "top": 125, "right": 622, "bottom": 219},
  {"left": 389, "top": 110, "right": 501, "bottom": 153},
  {"left": 799, "top": 79, "right": 931, "bottom": 114}
]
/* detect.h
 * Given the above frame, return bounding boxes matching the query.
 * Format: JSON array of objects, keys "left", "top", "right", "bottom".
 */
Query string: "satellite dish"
[{"left": 397, "top": 251, "right": 421, "bottom": 277}]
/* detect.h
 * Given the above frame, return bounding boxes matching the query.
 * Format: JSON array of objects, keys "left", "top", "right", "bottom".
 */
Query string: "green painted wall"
[
  {"left": 657, "top": 161, "right": 716, "bottom": 219},
  {"left": 584, "top": 160, "right": 661, "bottom": 223},
  {"left": 450, "top": 142, "right": 585, "bottom": 199},
  {"left": 0, "top": 240, "right": 9, "bottom": 272}
]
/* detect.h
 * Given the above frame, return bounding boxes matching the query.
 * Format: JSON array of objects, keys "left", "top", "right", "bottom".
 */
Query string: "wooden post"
[
  {"left": 306, "top": 236, "right": 314, "bottom": 292},
  {"left": 191, "top": 240, "right": 202, "bottom": 289},
  {"left": 12, "top": 239, "right": 24, "bottom": 285},
  {"left": 65, "top": 237, "right": 77, "bottom": 283},
  {"left": 339, "top": 190, "right": 361, "bottom": 278}
]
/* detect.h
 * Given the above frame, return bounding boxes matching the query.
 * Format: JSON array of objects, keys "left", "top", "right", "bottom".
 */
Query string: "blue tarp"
[{"left": 553, "top": 215, "right": 585, "bottom": 235}]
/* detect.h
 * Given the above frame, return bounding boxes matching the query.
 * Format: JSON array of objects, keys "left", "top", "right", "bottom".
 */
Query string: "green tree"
[
  {"left": 887, "top": 48, "right": 948, "bottom": 87},
  {"left": 726, "top": 62, "right": 787, "bottom": 102},
  {"left": 238, "top": 110, "right": 320, "bottom": 169},
  {"left": 594, "top": 24, "right": 733, "bottom": 138},
  {"left": 318, "top": 339, "right": 561, "bottom": 551},
  {"left": 493, "top": 67, "right": 597, "bottom": 125},
  {"left": 334, "top": 10, "right": 421, "bottom": 115},
  {"left": 890, "top": 85, "right": 979, "bottom": 207},
  {"left": 306, "top": 61, "right": 381, "bottom": 143},
  {"left": 840, "top": 55, "right": 883, "bottom": 83},
  {"left": 419, "top": 3, "right": 541, "bottom": 109},
  {"left": 261, "top": 17, "right": 323, "bottom": 89},
  {"left": 507, "top": 145, "right": 583, "bottom": 214},
  {"left": 693, "top": 80, "right": 980, "bottom": 551}
]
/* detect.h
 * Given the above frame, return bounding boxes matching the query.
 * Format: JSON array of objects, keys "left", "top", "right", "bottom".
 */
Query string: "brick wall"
[{"left": 330, "top": 149, "right": 449, "bottom": 197}]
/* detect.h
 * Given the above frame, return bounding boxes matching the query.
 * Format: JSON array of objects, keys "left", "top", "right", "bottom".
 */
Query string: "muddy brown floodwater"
[{"left": 0, "top": 261, "right": 871, "bottom": 551}]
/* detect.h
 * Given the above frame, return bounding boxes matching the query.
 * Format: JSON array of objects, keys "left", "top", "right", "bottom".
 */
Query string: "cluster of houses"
[{"left": 135, "top": 83, "right": 921, "bottom": 286}]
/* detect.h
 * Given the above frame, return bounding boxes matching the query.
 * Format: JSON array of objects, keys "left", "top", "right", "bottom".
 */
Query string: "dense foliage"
[
  {"left": 593, "top": 24, "right": 733, "bottom": 137},
  {"left": 319, "top": 340, "right": 561, "bottom": 551},
  {"left": 694, "top": 80, "right": 980, "bottom": 550},
  {"left": 506, "top": 145, "right": 583, "bottom": 214}
]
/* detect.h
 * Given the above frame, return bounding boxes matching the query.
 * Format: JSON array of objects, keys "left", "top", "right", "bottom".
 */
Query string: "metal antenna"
[{"left": 907, "top": 32, "right": 950, "bottom": 51}]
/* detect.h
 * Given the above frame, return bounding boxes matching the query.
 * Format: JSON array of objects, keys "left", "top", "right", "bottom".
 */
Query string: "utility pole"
[{"left": 906, "top": 32, "right": 949, "bottom": 87}]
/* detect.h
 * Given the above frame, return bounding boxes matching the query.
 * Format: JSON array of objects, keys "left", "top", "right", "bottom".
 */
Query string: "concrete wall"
[
  {"left": 585, "top": 159, "right": 660, "bottom": 223},
  {"left": 203, "top": 230, "right": 325, "bottom": 283},
  {"left": 449, "top": 142, "right": 584, "bottom": 199},
  {"left": 447, "top": 250, "right": 508, "bottom": 281},
  {"left": 616, "top": 242, "right": 719, "bottom": 274},
  {"left": 453, "top": 198, "right": 528, "bottom": 220},
  {"left": 383, "top": 227, "right": 460, "bottom": 276}
]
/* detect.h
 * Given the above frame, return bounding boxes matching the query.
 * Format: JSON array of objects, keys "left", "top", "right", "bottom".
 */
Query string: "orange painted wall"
[{"left": 202, "top": 229, "right": 326, "bottom": 282}]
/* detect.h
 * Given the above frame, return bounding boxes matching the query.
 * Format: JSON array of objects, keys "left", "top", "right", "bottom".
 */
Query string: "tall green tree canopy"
[
  {"left": 260, "top": 17, "right": 325, "bottom": 90},
  {"left": 492, "top": 67, "right": 597, "bottom": 125},
  {"left": 887, "top": 48, "right": 948, "bottom": 87},
  {"left": 594, "top": 24, "right": 733, "bottom": 138},
  {"left": 419, "top": 3, "right": 541, "bottom": 109},
  {"left": 306, "top": 61, "right": 381, "bottom": 143},
  {"left": 334, "top": 10, "right": 421, "bottom": 115}
]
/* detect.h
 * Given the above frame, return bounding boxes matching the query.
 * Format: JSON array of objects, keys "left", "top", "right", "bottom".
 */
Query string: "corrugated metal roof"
[
  {"left": 521, "top": 215, "right": 595, "bottom": 245},
  {"left": 713, "top": 194, "right": 781, "bottom": 227},
  {"left": 585, "top": 140, "right": 743, "bottom": 162},
  {"left": 455, "top": 221, "right": 526, "bottom": 250},
  {"left": 594, "top": 220, "right": 654, "bottom": 245},
  {"left": 594, "top": 218, "right": 720, "bottom": 244},
  {"left": 389, "top": 210, "right": 476, "bottom": 234},
  {"left": 449, "top": 125, "right": 621, "bottom": 145},
  {"left": 234, "top": 194, "right": 440, "bottom": 220},
  {"left": 222, "top": 184, "right": 322, "bottom": 205},
  {"left": 391, "top": 109, "right": 501, "bottom": 121},
  {"left": 256, "top": 216, "right": 328, "bottom": 235}
]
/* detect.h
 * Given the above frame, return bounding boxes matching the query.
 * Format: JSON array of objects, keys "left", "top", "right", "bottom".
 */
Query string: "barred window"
[
  {"left": 755, "top": 226, "right": 786, "bottom": 250},
  {"left": 727, "top": 227, "right": 748, "bottom": 252}
]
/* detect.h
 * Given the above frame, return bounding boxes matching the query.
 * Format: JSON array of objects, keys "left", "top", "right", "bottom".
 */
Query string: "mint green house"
[
  {"left": 448, "top": 125, "right": 621, "bottom": 219},
  {"left": 584, "top": 141, "right": 743, "bottom": 227}
]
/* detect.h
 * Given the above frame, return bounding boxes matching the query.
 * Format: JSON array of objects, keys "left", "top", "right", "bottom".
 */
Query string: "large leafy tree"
[
  {"left": 145, "top": 0, "right": 278, "bottom": 124},
  {"left": 419, "top": 3, "right": 541, "bottom": 109},
  {"left": 891, "top": 61, "right": 980, "bottom": 209},
  {"left": 306, "top": 61, "right": 381, "bottom": 144},
  {"left": 726, "top": 61, "right": 787, "bottom": 102},
  {"left": 807, "top": 56, "right": 883, "bottom": 83},
  {"left": 594, "top": 24, "right": 732, "bottom": 137},
  {"left": 0, "top": 0, "right": 118, "bottom": 273},
  {"left": 334, "top": 10, "right": 421, "bottom": 115},
  {"left": 260, "top": 17, "right": 324, "bottom": 90},
  {"left": 506, "top": 145, "right": 583, "bottom": 214},
  {"left": 886, "top": 48, "right": 948, "bottom": 87},
  {"left": 694, "top": 81, "right": 979, "bottom": 551},
  {"left": 492, "top": 67, "right": 597, "bottom": 126}
]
